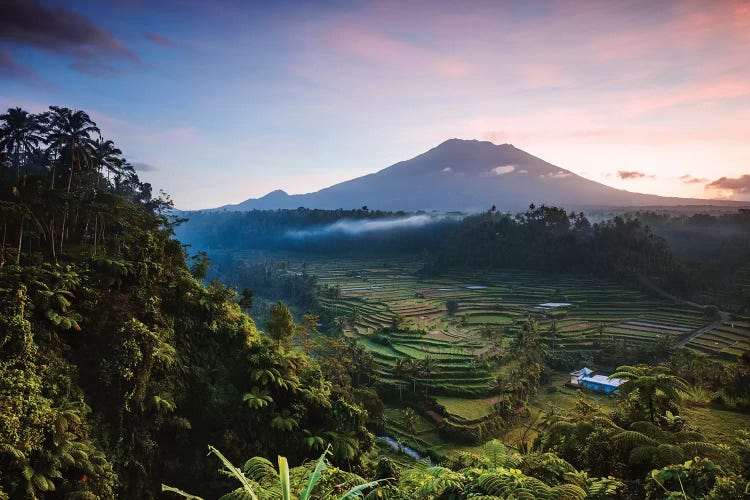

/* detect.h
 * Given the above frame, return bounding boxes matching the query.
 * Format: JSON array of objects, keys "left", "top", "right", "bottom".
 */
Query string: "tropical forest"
[
  {"left": 0, "top": 104, "right": 748, "bottom": 500},
  {"left": 3, "top": 1, "right": 750, "bottom": 499}
]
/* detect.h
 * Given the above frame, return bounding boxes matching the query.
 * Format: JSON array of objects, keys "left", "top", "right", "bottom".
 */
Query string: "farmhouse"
[
  {"left": 569, "top": 367, "right": 623, "bottom": 394},
  {"left": 569, "top": 367, "right": 592, "bottom": 385}
]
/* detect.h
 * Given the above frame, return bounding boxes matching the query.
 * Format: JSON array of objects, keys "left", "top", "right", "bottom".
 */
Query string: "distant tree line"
[
  {"left": 0, "top": 106, "right": 161, "bottom": 266},
  {"left": 425, "top": 204, "right": 692, "bottom": 294}
]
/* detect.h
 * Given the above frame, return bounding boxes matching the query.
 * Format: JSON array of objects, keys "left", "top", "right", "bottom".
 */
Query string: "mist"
[{"left": 285, "top": 214, "right": 457, "bottom": 239}]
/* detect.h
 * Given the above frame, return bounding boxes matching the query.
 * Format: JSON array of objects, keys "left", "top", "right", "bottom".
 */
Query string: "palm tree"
[
  {"left": 0, "top": 107, "right": 42, "bottom": 179},
  {"left": 419, "top": 356, "right": 440, "bottom": 396},
  {"left": 46, "top": 106, "right": 99, "bottom": 193},
  {"left": 45, "top": 107, "right": 99, "bottom": 254},
  {"left": 610, "top": 364, "right": 688, "bottom": 423},
  {"left": 549, "top": 319, "right": 559, "bottom": 354},
  {"left": 394, "top": 358, "right": 419, "bottom": 394},
  {"left": 92, "top": 138, "right": 122, "bottom": 189},
  {"left": 402, "top": 407, "right": 418, "bottom": 434}
]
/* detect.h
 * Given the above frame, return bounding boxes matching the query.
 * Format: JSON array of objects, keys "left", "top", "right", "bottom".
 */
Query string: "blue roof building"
[{"left": 570, "top": 368, "right": 623, "bottom": 394}]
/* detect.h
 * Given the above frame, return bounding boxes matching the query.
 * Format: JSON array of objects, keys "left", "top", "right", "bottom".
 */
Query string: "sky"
[{"left": 1, "top": 0, "right": 749, "bottom": 209}]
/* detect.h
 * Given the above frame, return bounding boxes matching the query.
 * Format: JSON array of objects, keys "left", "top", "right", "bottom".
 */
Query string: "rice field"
[
  {"left": 686, "top": 315, "right": 750, "bottom": 358},
  {"left": 308, "top": 258, "right": 713, "bottom": 354},
  {"left": 296, "top": 256, "right": 748, "bottom": 454}
]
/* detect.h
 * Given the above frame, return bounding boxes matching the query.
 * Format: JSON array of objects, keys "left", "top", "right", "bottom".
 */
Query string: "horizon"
[{"left": 2, "top": 0, "right": 749, "bottom": 209}]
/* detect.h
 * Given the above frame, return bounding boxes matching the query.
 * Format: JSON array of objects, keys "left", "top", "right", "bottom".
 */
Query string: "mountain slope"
[{"left": 218, "top": 139, "right": 739, "bottom": 212}]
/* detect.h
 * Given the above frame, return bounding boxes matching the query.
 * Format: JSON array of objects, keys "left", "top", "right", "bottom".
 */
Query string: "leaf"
[
  {"left": 278, "top": 456, "right": 290, "bottom": 500},
  {"left": 341, "top": 480, "right": 385, "bottom": 499},
  {"left": 300, "top": 448, "right": 330, "bottom": 500},
  {"left": 162, "top": 484, "right": 205, "bottom": 499},
  {"left": 207, "top": 446, "right": 258, "bottom": 500}
]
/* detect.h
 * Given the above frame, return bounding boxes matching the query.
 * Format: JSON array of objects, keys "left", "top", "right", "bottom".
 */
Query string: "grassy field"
[{"left": 291, "top": 256, "right": 748, "bottom": 457}]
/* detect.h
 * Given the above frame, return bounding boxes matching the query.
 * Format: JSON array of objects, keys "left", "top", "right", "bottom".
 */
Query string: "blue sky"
[{"left": 2, "top": 0, "right": 749, "bottom": 208}]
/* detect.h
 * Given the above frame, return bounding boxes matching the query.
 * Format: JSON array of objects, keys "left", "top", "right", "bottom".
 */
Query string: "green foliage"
[
  {"left": 611, "top": 364, "right": 688, "bottom": 423},
  {"left": 645, "top": 458, "right": 726, "bottom": 500},
  {"left": 0, "top": 105, "right": 374, "bottom": 499},
  {"left": 265, "top": 301, "right": 296, "bottom": 347},
  {"left": 401, "top": 408, "right": 417, "bottom": 434},
  {"left": 166, "top": 446, "right": 379, "bottom": 500}
]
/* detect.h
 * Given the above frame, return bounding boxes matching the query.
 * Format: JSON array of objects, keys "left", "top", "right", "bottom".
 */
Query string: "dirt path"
[
  {"left": 636, "top": 274, "right": 731, "bottom": 345},
  {"left": 678, "top": 314, "right": 730, "bottom": 346}
]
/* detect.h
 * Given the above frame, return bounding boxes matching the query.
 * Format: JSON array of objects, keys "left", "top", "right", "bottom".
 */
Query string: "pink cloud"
[
  {"left": 325, "top": 26, "right": 470, "bottom": 78},
  {"left": 622, "top": 75, "right": 750, "bottom": 116},
  {"left": 518, "top": 64, "right": 571, "bottom": 88}
]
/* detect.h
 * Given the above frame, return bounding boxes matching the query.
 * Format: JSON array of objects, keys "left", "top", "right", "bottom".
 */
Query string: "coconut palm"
[
  {"left": 46, "top": 106, "right": 99, "bottom": 193},
  {"left": 418, "top": 356, "right": 440, "bottom": 395},
  {"left": 610, "top": 364, "right": 688, "bottom": 423},
  {"left": 92, "top": 138, "right": 122, "bottom": 189},
  {"left": 0, "top": 107, "right": 43, "bottom": 179}
]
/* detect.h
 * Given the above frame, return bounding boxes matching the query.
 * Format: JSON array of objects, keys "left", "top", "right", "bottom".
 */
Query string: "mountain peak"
[
  {"left": 435, "top": 138, "right": 514, "bottom": 149},
  {"left": 214, "top": 140, "right": 732, "bottom": 212},
  {"left": 261, "top": 189, "right": 289, "bottom": 198}
]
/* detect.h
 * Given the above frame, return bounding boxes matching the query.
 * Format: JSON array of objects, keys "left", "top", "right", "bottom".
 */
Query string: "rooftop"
[{"left": 581, "top": 374, "right": 623, "bottom": 387}]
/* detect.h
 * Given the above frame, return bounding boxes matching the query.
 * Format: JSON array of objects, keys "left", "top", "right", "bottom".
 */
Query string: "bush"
[{"left": 446, "top": 300, "right": 459, "bottom": 315}]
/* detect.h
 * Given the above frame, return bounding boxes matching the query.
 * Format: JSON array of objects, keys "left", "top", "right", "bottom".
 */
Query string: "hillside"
[{"left": 217, "top": 139, "right": 744, "bottom": 212}]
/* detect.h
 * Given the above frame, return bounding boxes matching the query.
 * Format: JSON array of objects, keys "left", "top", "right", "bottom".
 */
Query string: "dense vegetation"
[
  {"left": 2, "top": 106, "right": 748, "bottom": 499},
  {"left": 0, "top": 107, "right": 373, "bottom": 499}
]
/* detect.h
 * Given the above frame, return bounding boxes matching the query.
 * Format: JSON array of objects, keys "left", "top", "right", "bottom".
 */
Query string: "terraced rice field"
[
  {"left": 686, "top": 315, "right": 750, "bottom": 358},
  {"left": 297, "top": 257, "right": 748, "bottom": 452},
  {"left": 308, "top": 258, "right": 710, "bottom": 353},
  {"left": 304, "top": 256, "right": 730, "bottom": 382}
]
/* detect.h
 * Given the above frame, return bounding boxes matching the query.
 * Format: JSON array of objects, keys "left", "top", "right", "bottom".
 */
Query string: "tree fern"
[
  {"left": 614, "top": 430, "right": 659, "bottom": 447},
  {"left": 484, "top": 439, "right": 521, "bottom": 468}
]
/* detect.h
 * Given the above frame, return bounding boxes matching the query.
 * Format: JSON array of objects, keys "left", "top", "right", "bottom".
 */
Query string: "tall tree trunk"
[
  {"left": 60, "top": 209, "right": 67, "bottom": 255},
  {"left": 15, "top": 147, "right": 20, "bottom": 181},
  {"left": 67, "top": 145, "right": 77, "bottom": 194},
  {"left": 49, "top": 215, "right": 56, "bottom": 263},
  {"left": 66, "top": 167, "right": 74, "bottom": 193},
  {"left": 16, "top": 217, "right": 23, "bottom": 265},
  {"left": 50, "top": 151, "right": 57, "bottom": 189},
  {"left": 1, "top": 217, "right": 6, "bottom": 267}
]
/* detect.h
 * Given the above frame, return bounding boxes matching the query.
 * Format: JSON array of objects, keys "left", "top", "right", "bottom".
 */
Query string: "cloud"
[
  {"left": 0, "top": 47, "right": 37, "bottom": 80},
  {"left": 144, "top": 32, "right": 172, "bottom": 47},
  {"left": 132, "top": 161, "right": 158, "bottom": 172},
  {"left": 617, "top": 170, "right": 654, "bottom": 180},
  {"left": 706, "top": 174, "right": 750, "bottom": 195},
  {"left": 0, "top": 0, "right": 140, "bottom": 76},
  {"left": 324, "top": 25, "right": 471, "bottom": 78},
  {"left": 69, "top": 60, "right": 123, "bottom": 78},
  {"left": 680, "top": 174, "right": 709, "bottom": 184},
  {"left": 540, "top": 170, "right": 572, "bottom": 179},
  {"left": 490, "top": 165, "right": 515, "bottom": 176},
  {"left": 442, "top": 166, "right": 452, "bottom": 172}
]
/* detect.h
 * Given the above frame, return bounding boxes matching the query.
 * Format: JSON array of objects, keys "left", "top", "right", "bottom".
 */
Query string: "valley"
[{"left": 223, "top": 254, "right": 750, "bottom": 465}]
